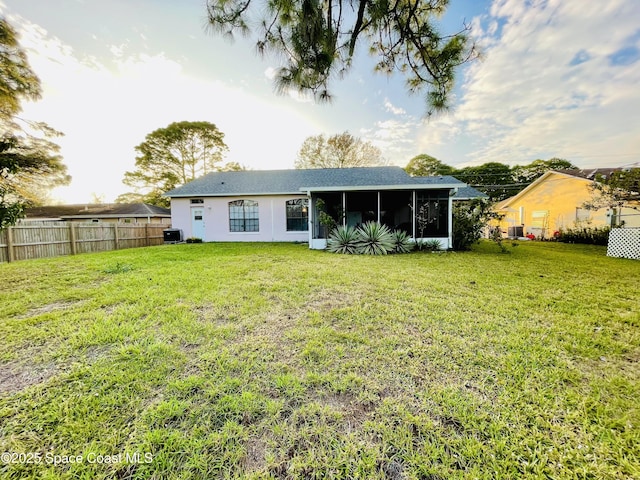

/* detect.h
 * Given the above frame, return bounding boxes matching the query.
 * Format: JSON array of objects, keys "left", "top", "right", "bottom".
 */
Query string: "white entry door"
[{"left": 191, "top": 207, "right": 205, "bottom": 240}]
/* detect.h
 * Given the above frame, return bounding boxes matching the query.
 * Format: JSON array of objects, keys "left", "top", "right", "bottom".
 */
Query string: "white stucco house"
[{"left": 164, "top": 166, "right": 481, "bottom": 249}]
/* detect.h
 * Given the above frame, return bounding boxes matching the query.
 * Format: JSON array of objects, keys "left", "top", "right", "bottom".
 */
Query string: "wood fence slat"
[
  {"left": 0, "top": 221, "right": 169, "bottom": 263},
  {"left": 7, "top": 226, "right": 15, "bottom": 262}
]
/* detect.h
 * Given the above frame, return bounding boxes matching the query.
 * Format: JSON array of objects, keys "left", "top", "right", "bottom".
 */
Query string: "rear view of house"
[{"left": 165, "top": 167, "right": 476, "bottom": 249}]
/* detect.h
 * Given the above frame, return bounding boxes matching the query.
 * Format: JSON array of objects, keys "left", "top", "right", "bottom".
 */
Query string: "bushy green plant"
[
  {"left": 557, "top": 226, "right": 610, "bottom": 245},
  {"left": 186, "top": 237, "right": 203, "bottom": 243},
  {"left": 391, "top": 230, "right": 414, "bottom": 254},
  {"left": 356, "top": 221, "right": 394, "bottom": 255},
  {"left": 102, "top": 262, "right": 133, "bottom": 274},
  {"left": 452, "top": 199, "right": 494, "bottom": 251},
  {"left": 422, "top": 239, "right": 443, "bottom": 251},
  {"left": 327, "top": 225, "right": 360, "bottom": 254}
]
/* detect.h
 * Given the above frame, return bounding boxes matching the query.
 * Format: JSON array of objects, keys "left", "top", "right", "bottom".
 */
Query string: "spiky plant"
[
  {"left": 327, "top": 225, "right": 360, "bottom": 254},
  {"left": 356, "top": 221, "right": 394, "bottom": 255},
  {"left": 391, "top": 229, "right": 414, "bottom": 254},
  {"left": 423, "top": 239, "right": 443, "bottom": 251}
]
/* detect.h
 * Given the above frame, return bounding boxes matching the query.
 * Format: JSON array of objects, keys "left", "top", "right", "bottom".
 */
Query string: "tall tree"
[
  {"left": 218, "top": 161, "right": 247, "bottom": 171},
  {"left": 295, "top": 132, "right": 383, "bottom": 169},
  {"left": 206, "top": 0, "right": 477, "bottom": 114},
  {"left": 454, "top": 162, "right": 513, "bottom": 201},
  {"left": 405, "top": 154, "right": 455, "bottom": 176},
  {"left": 512, "top": 158, "right": 577, "bottom": 184},
  {"left": 0, "top": 18, "right": 69, "bottom": 228},
  {"left": 584, "top": 168, "right": 640, "bottom": 211},
  {"left": 121, "top": 121, "right": 228, "bottom": 207}
]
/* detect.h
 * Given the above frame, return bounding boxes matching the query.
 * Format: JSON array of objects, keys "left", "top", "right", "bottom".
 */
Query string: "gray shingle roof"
[
  {"left": 165, "top": 167, "right": 466, "bottom": 197},
  {"left": 554, "top": 168, "right": 625, "bottom": 180},
  {"left": 452, "top": 185, "right": 488, "bottom": 200},
  {"left": 24, "top": 203, "right": 171, "bottom": 219}
]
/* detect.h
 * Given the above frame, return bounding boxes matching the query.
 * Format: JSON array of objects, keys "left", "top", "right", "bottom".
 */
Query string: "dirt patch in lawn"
[
  {"left": 241, "top": 435, "right": 267, "bottom": 473},
  {"left": 211, "top": 289, "right": 361, "bottom": 357},
  {"left": 0, "top": 345, "right": 111, "bottom": 396},
  {"left": 320, "top": 392, "right": 374, "bottom": 432},
  {"left": 302, "top": 289, "right": 357, "bottom": 312},
  {"left": 14, "top": 300, "right": 85, "bottom": 319},
  {"left": 0, "top": 360, "right": 59, "bottom": 395}
]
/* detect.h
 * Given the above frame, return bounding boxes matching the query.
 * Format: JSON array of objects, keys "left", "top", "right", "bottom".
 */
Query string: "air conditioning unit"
[
  {"left": 508, "top": 226, "right": 524, "bottom": 238},
  {"left": 163, "top": 228, "right": 183, "bottom": 243}
]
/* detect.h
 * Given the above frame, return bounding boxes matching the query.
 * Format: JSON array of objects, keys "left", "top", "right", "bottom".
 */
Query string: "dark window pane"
[
  {"left": 286, "top": 198, "right": 309, "bottom": 231},
  {"left": 229, "top": 200, "right": 260, "bottom": 232}
]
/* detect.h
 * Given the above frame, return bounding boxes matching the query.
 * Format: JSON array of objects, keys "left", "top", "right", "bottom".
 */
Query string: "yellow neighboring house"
[{"left": 494, "top": 169, "right": 640, "bottom": 238}]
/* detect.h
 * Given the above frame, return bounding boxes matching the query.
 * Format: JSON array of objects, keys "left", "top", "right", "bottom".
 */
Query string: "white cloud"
[
  {"left": 264, "top": 66, "right": 277, "bottom": 80},
  {"left": 419, "top": 0, "right": 640, "bottom": 167},
  {"left": 360, "top": 118, "right": 421, "bottom": 165},
  {"left": 383, "top": 98, "right": 406, "bottom": 115},
  {"left": 13, "top": 18, "right": 320, "bottom": 203}
]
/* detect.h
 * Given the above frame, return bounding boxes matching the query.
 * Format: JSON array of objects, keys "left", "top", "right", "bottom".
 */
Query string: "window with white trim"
[
  {"left": 229, "top": 200, "right": 259, "bottom": 232},
  {"left": 531, "top": 210, "right": 549, "bottom": 228},
  {"left": 576, "top": 207, "right": 591, "bottom": 223},
  {"left": 286, "top": 199, "right": 309, "bottom": 231}
]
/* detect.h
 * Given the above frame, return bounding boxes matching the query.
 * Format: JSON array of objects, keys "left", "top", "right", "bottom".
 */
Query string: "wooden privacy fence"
[{"left": 0, "top": 221, "right": 167, "bottom": 263}]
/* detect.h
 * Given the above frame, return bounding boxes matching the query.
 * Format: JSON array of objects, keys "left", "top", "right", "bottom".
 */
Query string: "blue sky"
[{"left": 1, "top": 0, "right": 639, "bottom": 203}]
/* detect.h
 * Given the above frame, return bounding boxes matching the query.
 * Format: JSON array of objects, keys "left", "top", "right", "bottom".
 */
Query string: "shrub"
[
  {"left": 327, "top": 225, "right": 360, "bottom": 254},
  {"left": 452, "top": 200, "right": 494, "bottom": 251},
  {"left": 422, "top": 239, "right": 443, "bottom": 251},
  {"left": 356, "top": 221, "right": 394, "bottom": 255},
  {"left": 557, "top": 226, "right": 610, "bottom": 245},
  {"left": 186, "top": 237, "right": 203, "bottom": 243},
  {"left": 391, "top": 230, "right": 414, "bottom": 254}
]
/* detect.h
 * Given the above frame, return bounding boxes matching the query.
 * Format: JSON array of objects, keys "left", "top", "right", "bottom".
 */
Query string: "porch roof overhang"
[{"left": 300, "top": 184, "right": 460, "bottom": 194}]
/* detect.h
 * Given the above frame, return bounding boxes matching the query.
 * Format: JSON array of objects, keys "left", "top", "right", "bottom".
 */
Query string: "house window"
[
  {"left": 575, "top": 207, "right": 591, "bottom": 223},
  {"left": 532, "top": 210, "right": 549, "bottom": 228},
  {"left": 286, "top": 199, "right": 309, "bottom": 231},
  {"left": 229, "top": 200, "right": 259, "bottom": 232},
  {"left": 190, "top": 199, "right": 204, "bottom": 204}
]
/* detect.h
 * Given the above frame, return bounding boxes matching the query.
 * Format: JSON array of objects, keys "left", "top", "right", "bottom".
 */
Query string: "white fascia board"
[
  {"left": 300, "top": 184, "right": 461, "bottom": 193},
  {"left": 166, "top": 191, "right": 304, "bottom": 198}
]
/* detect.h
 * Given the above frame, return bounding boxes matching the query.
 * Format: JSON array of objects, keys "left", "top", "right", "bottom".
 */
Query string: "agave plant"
[
  {"left": 327, "top": 225, "right": 360, "bottom": 254},
  {"left": 423, "top": 239, "right": 443, "bottom": 251},
  {"left": 356, "top": 221, "right": 394, "bottom": 255},
  {"left": 391, "top": 229, "right": 414, "bottom": 254}
]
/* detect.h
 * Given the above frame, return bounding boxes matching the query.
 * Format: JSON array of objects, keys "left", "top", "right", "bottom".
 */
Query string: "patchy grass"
[{"left": 0, "top": 241, "right": 638, "bottom": 479}]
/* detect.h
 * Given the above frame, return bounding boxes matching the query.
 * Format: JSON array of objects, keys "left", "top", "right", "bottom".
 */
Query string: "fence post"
[
  {"left": 6, "top": 226, "right": 15, "bottom": 263},
  {"left": 69, "top": 223, "right": 77, "bottom": 255},
  {"left": 145, "top": 223, "right": 150, "bottom": 247},
  {"left": 114, "top": 223, "right": 119, "bottom": 250}
]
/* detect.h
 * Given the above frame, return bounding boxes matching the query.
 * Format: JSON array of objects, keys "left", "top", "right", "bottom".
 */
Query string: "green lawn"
[{"left": 0, "top": 241, "right": 638, "bottom": 479}]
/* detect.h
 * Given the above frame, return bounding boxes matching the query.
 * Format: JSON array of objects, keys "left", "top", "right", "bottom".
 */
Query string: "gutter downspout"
[
  {"left": 342, "top": 192, "right": 346, "bottom": 228},
  {"left": 307, "top": 193, "right": 313, "bottom": 247},
  {"left": 412, "top": 190, "right": 416, "bottom": 240},
  {"left": 448, "top": 191, "right": 454, "bottom": 249}
]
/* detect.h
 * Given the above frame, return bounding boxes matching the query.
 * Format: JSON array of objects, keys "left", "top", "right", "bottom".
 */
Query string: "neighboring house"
[
  {"left": 165, "top": 166, "right": 481, "bottom": 249},
  {"left": 23, "top": 203, "right": 172, "bottom": 224},
  {"left": 494, "top": 169, "right": 640, "bottom": 238}
]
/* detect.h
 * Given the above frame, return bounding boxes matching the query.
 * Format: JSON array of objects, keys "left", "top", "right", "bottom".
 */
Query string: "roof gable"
[{"left": 495, "top": 170, "right": 592, "bottom": 209}]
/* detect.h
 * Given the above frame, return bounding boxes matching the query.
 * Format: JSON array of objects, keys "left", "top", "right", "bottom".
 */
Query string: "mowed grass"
[{"left": 0, "top": 241, "right": 638, "bottom": 479}]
